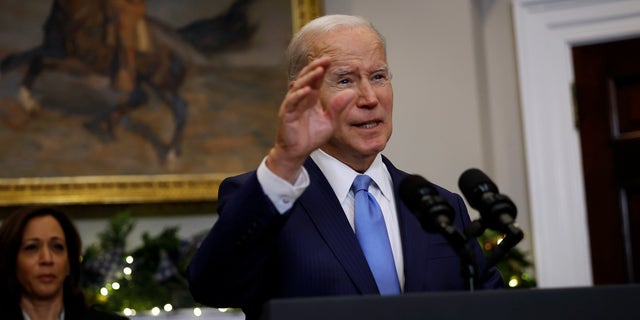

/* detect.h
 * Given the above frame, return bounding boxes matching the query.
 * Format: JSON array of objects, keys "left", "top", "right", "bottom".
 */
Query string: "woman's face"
[{"left": 17, "top": 215, "right": 69, "bottom": 301}]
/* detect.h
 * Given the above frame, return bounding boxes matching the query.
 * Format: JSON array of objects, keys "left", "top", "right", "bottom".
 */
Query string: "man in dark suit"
[{"left": 188, "top": 14, "right": 504, "bottom": 320}]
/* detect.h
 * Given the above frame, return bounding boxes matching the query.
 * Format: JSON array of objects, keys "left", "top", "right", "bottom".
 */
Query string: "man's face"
[{"left": 315, "top": 26, "right": 393, "bottom": 170}]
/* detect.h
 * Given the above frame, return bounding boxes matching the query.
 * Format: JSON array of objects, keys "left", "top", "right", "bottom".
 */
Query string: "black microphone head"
[
  {"left": 399, "top": 174, "right": 437, "bottom": 213},
  {"left": 458, "top": 168, "right": 499, "bottom": 210},
  {"left": 400, "top": 174, "right": 455, "bottom": 233},
  {"left": 458, "top": 168, "right": 518, "bottom": 232}
]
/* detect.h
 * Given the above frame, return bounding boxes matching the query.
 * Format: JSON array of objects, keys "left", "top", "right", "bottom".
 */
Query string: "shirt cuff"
[{"left": 256, "top": 157, "right": 310, "bottom": 214}]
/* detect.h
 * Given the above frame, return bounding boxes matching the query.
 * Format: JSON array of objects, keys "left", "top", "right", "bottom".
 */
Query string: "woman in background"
[{"left": 0, "top": 206, "right": 126, "bottom": 320}]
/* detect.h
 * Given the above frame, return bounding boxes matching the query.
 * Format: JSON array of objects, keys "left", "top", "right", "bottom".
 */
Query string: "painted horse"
[{"left": 1, "top": 0, "right": 255, "bottom": 162}]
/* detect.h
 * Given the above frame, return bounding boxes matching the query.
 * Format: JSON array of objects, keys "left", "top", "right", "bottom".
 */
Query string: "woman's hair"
[
  {"left": 286, "top": 14, "right": 386, "bottom": 81},
  {"left": 0, "top": 206, "right": 85, "bottom": 309}
]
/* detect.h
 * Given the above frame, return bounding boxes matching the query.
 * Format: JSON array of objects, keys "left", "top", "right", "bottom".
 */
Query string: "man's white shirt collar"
[{"left": 310, "top": 149, "right": 393, "bottom": 204}]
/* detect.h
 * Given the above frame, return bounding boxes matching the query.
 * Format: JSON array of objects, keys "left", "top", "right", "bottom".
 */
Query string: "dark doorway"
[{"left": 572, "top": 37, "right": 640, "bottom": 284}]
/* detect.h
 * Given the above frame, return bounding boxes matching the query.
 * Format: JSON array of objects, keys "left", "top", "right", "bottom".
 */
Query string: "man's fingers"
[
  {"left": 291, "top": 57, "right": 330, "bottom": 89},
  {"left": 282, "top": 86, "right": 312, "bottom": 114},
  {"left": 280, "top": 57, "right": 332, "bottom": 117},
  {"left": 291, "top": 66, "right": 324, "bottom": 91}
]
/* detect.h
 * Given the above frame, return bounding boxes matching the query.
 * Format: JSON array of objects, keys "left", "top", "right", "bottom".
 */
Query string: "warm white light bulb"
[
  {"left": 193, "top": 307, "right": 202, "bottom": 317},
  {"left": 151, "top": 307, "right": 161, "bottom": 316},
  {"left": 111, "top": 282, "right": 120, "bottom": 290},
  {"left": 100, "top": 287, "right": 108, "bottom": 296},
  {"left": 123, "top": 267, "right": 132, "bottom": 275},
  {"left": 126, "top": 256, "right": 134, "bottom": 264},
  {"left": 163, "top": 304, "right": 173, "bottom": 312}
]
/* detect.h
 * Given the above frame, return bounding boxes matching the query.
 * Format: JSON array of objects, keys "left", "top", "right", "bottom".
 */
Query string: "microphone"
[
  {"left": 400, "top": 174, "right": 478, "bottom": 290},
  {"left": 458, "top": 168, "right": 524, "bottom": 268},
  {"left": 458, "top": 168, "right": 521, "bottom": 234},
  {"left": 399, "top": 175, "right": 467, "bottom": 247},
  {"left": 400, "top": 174, "right": 455, "bottom": 233}
]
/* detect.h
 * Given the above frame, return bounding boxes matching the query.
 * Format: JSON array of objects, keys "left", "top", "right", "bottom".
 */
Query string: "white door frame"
[{"left": 512, "top": 0, "right": 640, "bottom": 287}]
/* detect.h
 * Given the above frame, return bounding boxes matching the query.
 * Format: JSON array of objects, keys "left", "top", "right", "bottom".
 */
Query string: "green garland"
[{"left": 80, "top": 212, "right": 201, "bottom": 314}]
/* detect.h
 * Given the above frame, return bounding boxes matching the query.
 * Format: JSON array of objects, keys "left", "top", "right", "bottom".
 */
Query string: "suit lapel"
[
  {"left": 383, "top": 156, "right": 430, "bottom": 292},
  {"left": 299, "top": 158, "right": 379, "bottom": 294}
]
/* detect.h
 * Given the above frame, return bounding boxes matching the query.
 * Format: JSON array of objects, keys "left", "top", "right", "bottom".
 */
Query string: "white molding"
[{"left": 512, "top": 0, "right": 640, "bottom": 287}]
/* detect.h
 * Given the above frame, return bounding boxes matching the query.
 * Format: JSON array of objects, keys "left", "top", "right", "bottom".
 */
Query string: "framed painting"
[{"left": 0, "top": 0, "right": 323, "bottom": 206}]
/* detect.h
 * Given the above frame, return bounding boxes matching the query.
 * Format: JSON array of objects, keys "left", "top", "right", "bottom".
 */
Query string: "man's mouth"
[{"left": 357, "top": 121, "right": 379, "bottom": 129}]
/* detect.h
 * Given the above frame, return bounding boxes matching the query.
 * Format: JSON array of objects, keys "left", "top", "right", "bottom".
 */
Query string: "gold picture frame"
[{"left": 0, "top": 0, "right": 322, "bottom": 207}]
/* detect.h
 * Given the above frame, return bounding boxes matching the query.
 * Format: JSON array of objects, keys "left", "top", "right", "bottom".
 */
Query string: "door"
[{"left": 572, "top": 37, "right": 640, "bottom": 284}]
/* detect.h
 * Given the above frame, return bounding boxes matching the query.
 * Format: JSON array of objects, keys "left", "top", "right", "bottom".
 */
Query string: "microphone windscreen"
[
  {"left": 458, "top": 168, "right": 498, "bottom": 208},
  {"left": 399, "top": 174, "right": 436, "bottom": 213}
]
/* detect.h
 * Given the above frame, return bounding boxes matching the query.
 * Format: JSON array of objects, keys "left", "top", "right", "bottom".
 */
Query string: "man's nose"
[{"left": 357, "top": 80, "right": 379, "bottom": 108}]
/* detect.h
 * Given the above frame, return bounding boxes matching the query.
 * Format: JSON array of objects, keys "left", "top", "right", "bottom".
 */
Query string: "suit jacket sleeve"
[{"left": 188, "top": 171, "right": 287, "bottom": 309}]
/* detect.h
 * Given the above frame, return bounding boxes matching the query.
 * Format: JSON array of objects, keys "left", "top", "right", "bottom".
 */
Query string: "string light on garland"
[
  {"left": 123, "top": 308, "right": 136, "bottom": 317},
  {"left": 508, "top": 276, "right": 519, "bottom": 287}
]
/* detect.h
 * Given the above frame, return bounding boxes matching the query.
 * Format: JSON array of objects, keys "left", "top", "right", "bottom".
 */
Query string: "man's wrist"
[
  {"left": 257, "top": 157, "right": 310, "bottom": 213},
  {"left": 266, "top": 147, "right": 306, "bottom": 183}
]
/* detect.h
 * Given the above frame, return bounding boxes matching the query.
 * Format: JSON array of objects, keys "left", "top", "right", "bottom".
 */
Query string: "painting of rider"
[{"left": 0, "top": 0, "right": 292, "bottom": 185}]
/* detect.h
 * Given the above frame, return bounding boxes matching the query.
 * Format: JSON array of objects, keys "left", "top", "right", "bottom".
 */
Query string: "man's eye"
[
  {"left": 338, "top": 78, "right": 351, "bottom": 85},
  {"left": 370, "top": 73, "right": 390, "bottom": 86},
  {"left": 372, "top": 73, "right": 389, "bottom": 81}
]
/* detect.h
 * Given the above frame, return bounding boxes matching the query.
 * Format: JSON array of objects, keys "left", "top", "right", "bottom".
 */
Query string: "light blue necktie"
[{"left": 352, "top": 174, "right": 401, "bottom": 294}]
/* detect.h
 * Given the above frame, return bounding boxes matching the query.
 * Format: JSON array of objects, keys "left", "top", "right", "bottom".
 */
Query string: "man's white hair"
[{"left": 286, "top": 14, "right": 386, "bottom": 81}]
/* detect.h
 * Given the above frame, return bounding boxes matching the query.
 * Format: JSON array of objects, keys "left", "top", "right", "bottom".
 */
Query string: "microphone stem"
[
  {"left": 486, "top": 225, "right": 524, "bottom": 268},
  {"left": 440, "top": 222, "right": 478, "bottom": 291}
]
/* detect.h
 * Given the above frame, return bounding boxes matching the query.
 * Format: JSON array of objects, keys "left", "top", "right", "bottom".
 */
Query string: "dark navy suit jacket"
[{"left": 188, "top": 156, "right": 504, "bottom": 319}]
